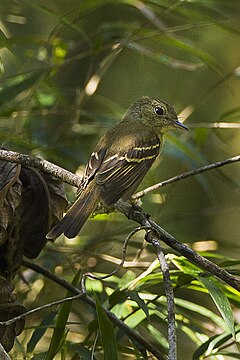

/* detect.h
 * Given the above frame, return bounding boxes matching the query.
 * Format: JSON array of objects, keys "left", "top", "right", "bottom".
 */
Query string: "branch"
[
  {"left": 21, "top": 260, "right": 165, "bottom": 360},
  {"left": 145, "top": 230, "right": 176, "bottom": 360},
  {"left": 0, "top": 149, "right": 80, "bottom": 187},
  {"left": 0, "top": 293, "right": 85, "bottom": 327},
  {"left": 133, "top": 155, "right": 240, "bottom": 199}
]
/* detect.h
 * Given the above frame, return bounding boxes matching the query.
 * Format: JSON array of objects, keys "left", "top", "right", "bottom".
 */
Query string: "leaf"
[
  {"left": 19, "top": 167, "right": 51, "bottom": 259},
  {"left": 45, "top": 270, "right": 81, "bottom": 360},
  {"left": 217, "top": 352, "right": 240, "bottom": 359},
  {"left": 0, "top": 71, "right": 45, "bottom": 109},
  {"left": 27, "top": 311, "right": 57, "bottom": 353},
  {"left": 192, "top": 324, "right": 240, "bottom": 359},
  {"left": 198, "top": 276, "right": 236, "bottom": 339},
  {"left": 95, "top": 296, "right": 118, "bottom": 360},
  {"left": 109, "top": 290, "right": 127, "bottom": 308},
  {"left": 0, "top": 302, "right": 26, "bottom": 352},
  {"left": 19, "top": 167, "right": 67, "bottom": 259},
  {"left": 171, "top": 256, "right": 202, "bottom": 277},
  {"left": 0, "top": 160, "right": 22, "bottom": 278},
  {"left": 175, "top": 298, "right": 227, "bottom": 330},
  {"left": 128, "top": 291, "right": 149, "bottom": 321},
  {"left": 44, "top": 174, "right": 68, "bottom": 226},
  {"left": 70, "top": 344, "right": 97, "bottom": 360}
]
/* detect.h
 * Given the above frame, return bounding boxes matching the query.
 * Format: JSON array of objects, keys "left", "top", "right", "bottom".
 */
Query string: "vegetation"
[{"left": 0, "top": 1, "right": 239, "bottom": 359}]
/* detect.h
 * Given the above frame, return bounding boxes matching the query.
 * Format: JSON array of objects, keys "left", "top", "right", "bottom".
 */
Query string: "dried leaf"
[
  {"left": 0, "top": 161, "right": 22, "bottom": 246},
  {"left": 0, "top": 279, "right": 26, "bottom": 352},
  {"left": 19, "top": 167, "right": 52, "bottom": 259},
  {"left": 43, "top": 174, "right": 68, "bottom": 225},
  {"left": 0, "top": 156, "right": 67, "bottom": 277},
  {"left": 0, "top": 161, "right": 22, "bottom": 278},
  {"left": 19, "top": 168, "right": 67, "bottom": 258}
]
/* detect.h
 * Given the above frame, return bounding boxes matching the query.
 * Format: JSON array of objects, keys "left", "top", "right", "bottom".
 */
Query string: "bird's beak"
[{"left": 173, "top": 119, "right": 188, "bottom": 131}]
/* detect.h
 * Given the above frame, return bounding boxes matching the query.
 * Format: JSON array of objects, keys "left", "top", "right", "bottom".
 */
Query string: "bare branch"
[
  {"left": 133, "top": 155, "right": 240, "bottom": 199},
  {"left": 146, "top": 230, "right": 176, "bottom": 360},
  {"left": 0, "top": 294, "right": 84, "bottom": 327},
  {"left": 0, "top": 149, "right": 80, "bottom": 187}
]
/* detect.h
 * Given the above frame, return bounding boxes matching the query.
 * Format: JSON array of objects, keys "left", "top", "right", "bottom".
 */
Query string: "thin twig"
[
  {"left": 81, "top": 226, "right": 149, "bottom": 292},
  {"left": 133, "top": 155, "right": 240, "bottom": 199},
  {"left": 0, "top": 294, "right": 84, "bottom": 327},
  {"left": 20, "top": 260, "right": 165, "bottom": 360},
  {"left": 145, "top": 230, "right": 176, "bottom": 360}
]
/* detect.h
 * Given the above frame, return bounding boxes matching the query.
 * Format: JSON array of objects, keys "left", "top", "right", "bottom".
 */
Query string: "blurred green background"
[{"left": 0, "top": 0, "right": 240, "bottom": 359}]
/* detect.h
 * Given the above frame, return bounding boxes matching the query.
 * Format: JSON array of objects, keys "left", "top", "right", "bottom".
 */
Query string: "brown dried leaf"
[
  {"left": 19, "top": 166, "right": 52, "bottom": 259},
  {"left": 0, "top": 161, "right": 22, "bottom": 278},
  {"left": 0, "top": 155, "right": 68, "bottom": 278},
  {"left": 19, "top": 167, "right": 67, "bottom": 259},
  {"left": 0, "top": 279, "right": 26, "bottom": 352},
  {"left": 42, "top": 174, "right": 68, "bottom": 226},
  {"left": 0, "top": 161, "right": 22, "bottom": 246}
]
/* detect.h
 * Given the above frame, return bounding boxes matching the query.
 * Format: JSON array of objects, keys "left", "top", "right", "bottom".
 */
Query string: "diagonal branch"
[{"left": 133, "top": 155, "right": 240, "bottom": 199}]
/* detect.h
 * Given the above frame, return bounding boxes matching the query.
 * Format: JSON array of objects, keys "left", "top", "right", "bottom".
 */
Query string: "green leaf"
[
  {"left": 198, "top": 276, "right": 235, "bottom": 339},
  {"left": 109, "top": 290, "right": 127, "bottom": 308},
  {"left": 128, "top": 291, "right": 149, "bottom": 321},
  {"left": 95, "top": 296, "right": 118, "bottom": 360},
  {"left": 45, "top": 270, "right": 81, "bottom": 360},
  {"left": 70, "top": 344, "right": 97, "bottom": 360},
  {"left": 0, "top": 71, "right": 45, "bottom": 108},
  {"left": 175, "top": 298, "right": 226, "bottom": 330},
  {"left": 171, "top": 256, "right": 202, "bottom": 277},
  {"left": 217, "top": 352, "right": 240, "bottom": 359},
  {"left": 193, "top": 324, "right": 240, "bottom": 359},
  {"left": 27, "top": 311, "right": 57, "bottom": 353}
]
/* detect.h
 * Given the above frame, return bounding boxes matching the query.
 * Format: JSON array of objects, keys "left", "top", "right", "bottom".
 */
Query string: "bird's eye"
[{"left": 154, "top": 106, "right": 164, "bottom": 116}]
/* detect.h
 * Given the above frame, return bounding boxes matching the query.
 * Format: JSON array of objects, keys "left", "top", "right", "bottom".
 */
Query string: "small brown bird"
[{"left": 47, "top": 96, "right": 187, "bottom": 239}]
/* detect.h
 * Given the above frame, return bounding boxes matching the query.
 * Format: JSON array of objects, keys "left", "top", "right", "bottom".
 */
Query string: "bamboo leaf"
[
  {"left": 45, "top": 270, "right": 81, "bottom": 360},
  {"left": 95, "top": 297, "right": 118, "bottom": 360},
  {"left": 198, "top": 276, "right": 236, "bottom": 339}
]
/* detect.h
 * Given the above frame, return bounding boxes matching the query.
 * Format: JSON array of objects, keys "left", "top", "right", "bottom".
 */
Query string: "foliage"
[{"left": 0, "top": 0, "right": 239, "bottom": 359}]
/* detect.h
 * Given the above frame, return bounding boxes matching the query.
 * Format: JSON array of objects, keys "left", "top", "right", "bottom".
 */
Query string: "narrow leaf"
[
  {"left": 27, "top": 311, "right": 57, "bottom": 353},
  {"left": 45, "top": 270, "right": 81, "bottom": 360},
  {"left": 95, "top": 297, "right": 118, "bottom": 360},
  {"left": 199, "top": 276, "right": 235, "bottom": 339},
  {"left": 128, "top": 291, "right": 149, "bottom": 321}
]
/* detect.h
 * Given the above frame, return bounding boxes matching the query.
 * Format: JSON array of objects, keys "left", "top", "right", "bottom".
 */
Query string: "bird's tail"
[{"left": 47, "top": 181, "right": 100, "bottom": 239}]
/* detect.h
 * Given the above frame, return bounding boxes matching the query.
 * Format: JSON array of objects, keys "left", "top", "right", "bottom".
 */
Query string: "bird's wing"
[
  {"left": 77, "top": 147, "right": 107, "bottom": 196},
  {"left": 95, "top": 137, "right": 160, "bottom": 205}
]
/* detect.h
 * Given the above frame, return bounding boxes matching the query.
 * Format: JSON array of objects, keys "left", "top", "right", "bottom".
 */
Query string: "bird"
[{"left": 47, "top": 96, "right": 188, "bottom": 240}]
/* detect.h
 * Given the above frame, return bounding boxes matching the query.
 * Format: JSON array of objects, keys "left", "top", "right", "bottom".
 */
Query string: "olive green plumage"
[{"left": 47, "top": 96, "right": 187, "bottom": 239}]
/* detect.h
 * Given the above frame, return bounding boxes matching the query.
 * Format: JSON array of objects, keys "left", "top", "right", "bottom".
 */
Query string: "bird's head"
[{"left": 128, "top": 96, "right": 188, "bottom": 134}]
